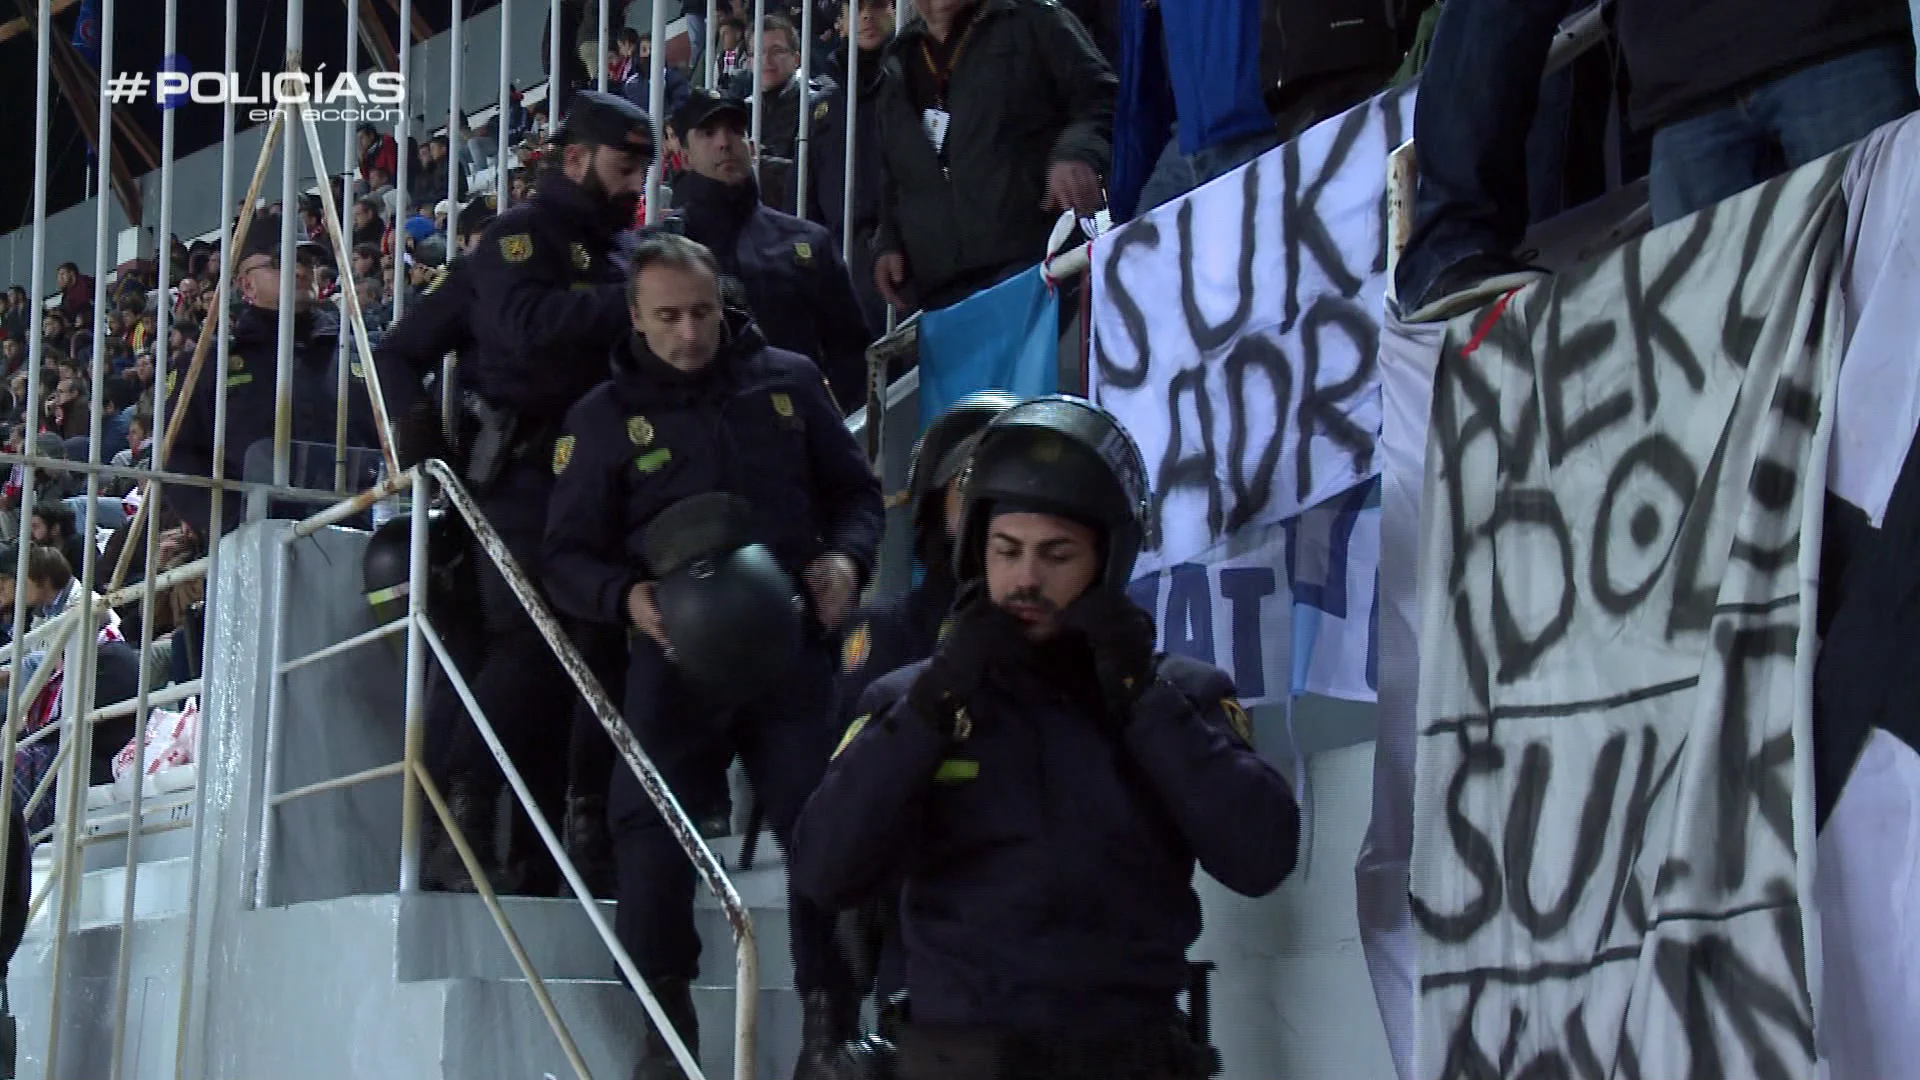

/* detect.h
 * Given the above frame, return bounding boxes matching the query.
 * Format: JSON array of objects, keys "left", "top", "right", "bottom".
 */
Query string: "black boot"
[
  {"left": 792, "top": 990, "right": 861, "bottom": 1080},
  {"left": 422, "top": 778, "right": 499, "bottom": 893},
  {"left": 564, "top": 791, "right": 617, "bottom": 898},
  {"left": 631, "top": 975, "right": 700, "bottom": 1080}
]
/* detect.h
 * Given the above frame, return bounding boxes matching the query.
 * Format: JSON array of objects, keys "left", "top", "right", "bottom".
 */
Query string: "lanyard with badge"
[{"left": 919, "top": 9, "right": 983, "bottom": 174}]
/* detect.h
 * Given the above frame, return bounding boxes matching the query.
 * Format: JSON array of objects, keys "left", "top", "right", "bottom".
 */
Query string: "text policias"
[{"left": 150, "top": 69, "right": 406, "bottom": 123}]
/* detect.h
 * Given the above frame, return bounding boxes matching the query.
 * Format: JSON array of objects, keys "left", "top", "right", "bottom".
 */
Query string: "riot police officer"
[
  {"left": 667, "top": 89, "right": 874, "bottom": 414},
  {"left": 793, "top": 396, "right": 1302, "bottom": 1080},
  {"left": 167, "top": 213, "right": 376, "bottom": 541},
  {"left": 422, "top": 90, "right": 652, "bottom": 894},
  {"left": 542, "top": 232, "right": 882, "bottom": 1080}
]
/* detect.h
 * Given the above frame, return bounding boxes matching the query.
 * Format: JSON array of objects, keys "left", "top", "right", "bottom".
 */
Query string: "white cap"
[{"left": 434, "top": 199, "right": 452, "bottom": 217}]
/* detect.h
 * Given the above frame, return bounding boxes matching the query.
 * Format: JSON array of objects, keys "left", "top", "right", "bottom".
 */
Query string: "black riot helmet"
[
  {"left": 905, "top": 391, "right": 1021, "bottom": 569},
  {"left": 953, "top": 395, "right": 1151, "bottom": 593},
  {"left": 362, "top": 508, "right": 473, "bottom": 625},
  {"left": 643, "top": 493, "right": 806, "bottom": 703}
]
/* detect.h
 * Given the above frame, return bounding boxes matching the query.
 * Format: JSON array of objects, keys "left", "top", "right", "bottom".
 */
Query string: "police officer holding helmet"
[
  {"left": 541, "top": 231, "right": 882, "bottom": 1080},
  {"left": 793, "top": 396, "right": 1302, "bottom": 1080},
  {"left": 421, "top": 89, "right": 651, "bottom": 894}
]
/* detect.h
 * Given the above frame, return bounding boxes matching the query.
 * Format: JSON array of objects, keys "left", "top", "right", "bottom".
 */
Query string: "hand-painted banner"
[
  {"left": 1090, "top": 87, "right": 1412, "bottom": 579},
  {"left": 1127, "top": 478, "right": 1379, "bottom": 709}
]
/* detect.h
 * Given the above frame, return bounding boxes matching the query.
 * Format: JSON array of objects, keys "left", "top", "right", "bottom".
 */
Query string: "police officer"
[
  {"left": 542, "top": 232, "right": 882, "bottom": 1080},
  {"left": 667, "top": 88, "right": 874, "bottom": 414},
  {"left": 422, "top": 89, "right": 651, "bottom": 895},
  {"left": 792, "top": 396, "right": 1302, "bottom": 1080},
  {"left": 166, "top": 213, "right": 376, "bottom": 541}
]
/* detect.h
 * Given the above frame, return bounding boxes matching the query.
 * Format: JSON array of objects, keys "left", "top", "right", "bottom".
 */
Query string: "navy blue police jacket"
[
  {"left": 670, "top": 172, "right": 874, "bottom": 414},
  {"left": 837, "top": 571, "right": 956, "bottom": 724},
  {"left": 165, "top": 303, "right": 377, "bottom": 539},
  {"left": 371, "top": 256, "right": 474, "bottom": 419},
  {"left": 541, "top": 314, "right": 885, "bottom": 629},
  {"left": 466, "top": 173, "right": 631, "bottom": 425},
  {"left": 793, "top": 646, "right": 1300, "bottom": 1035}
]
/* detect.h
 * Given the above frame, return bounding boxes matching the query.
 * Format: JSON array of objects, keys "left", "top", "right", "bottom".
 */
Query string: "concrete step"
[{"left": 26, "top": 855, "right": 195, "bottom": 934}]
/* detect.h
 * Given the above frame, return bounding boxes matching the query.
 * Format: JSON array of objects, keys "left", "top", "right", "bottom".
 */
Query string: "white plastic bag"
[{"left": 111, "top": 698, "right": 199, "bottom": 786}]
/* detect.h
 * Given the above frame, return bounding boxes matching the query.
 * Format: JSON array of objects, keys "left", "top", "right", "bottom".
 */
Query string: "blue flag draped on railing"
[{"left": 72, "top": 0, "right": 100, "bottom": 68}]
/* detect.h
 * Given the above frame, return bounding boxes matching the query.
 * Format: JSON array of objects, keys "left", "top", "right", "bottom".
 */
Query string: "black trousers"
[
  {"left": 609, "top": 634, "right": 853, "bottom": 993},
  {"left": 895, "top": 1023, "right": 1209, "bottom": 1080}
]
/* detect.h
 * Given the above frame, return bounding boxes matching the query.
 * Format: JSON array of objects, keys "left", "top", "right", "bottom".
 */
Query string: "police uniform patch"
[
  {"left": 841, "top": 621, "right": 871, "bottom": 674},
  {"left": 771, "top": 392, "right": 795, "bottom": 418},
  {"left": 833, "top": 715, "right": 869, "bottom": 759},
  {"left": 937, "top": 616, "right": 954, "bottom": 643},
  {"left": 793, "top": 242, "right": 813, "bottom": 265},
  {"left": 571, "top": 242, "right": 591, "bottom": 271},
  {"left": 552, "top": 434, "right": 575, "bottom": 474},
  {"left": 424, "top": 265, "right": 451, "bottom": 294},
  {"left": 636, "top": 447, "right": 673, "bottom": 473},
  {"left": 1221, "top": 698, "right": 1254, "bottom": 747},
  {"left": 500, "top": 233, "right": 533, "bottom": 262},
  {"left": 627, "top": 416, "right": 654, "bottom": 446},
  {"left": 812, "top": 100, "right": 830, "bottom": 124}
]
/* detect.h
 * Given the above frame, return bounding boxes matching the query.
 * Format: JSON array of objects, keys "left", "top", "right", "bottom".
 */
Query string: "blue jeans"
[
  {"left": 1394, "top": 0, "right": 1583, "bottom": 309},
  {"left": 1134, "top": 127, "right": 1281, "bottom": 215},
  {"left": 1648, "top": 42, "right": 1919, "bottom": 225}
]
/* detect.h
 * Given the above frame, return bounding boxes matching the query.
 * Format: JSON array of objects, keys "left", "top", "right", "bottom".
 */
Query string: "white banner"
[{"left": 1090, "top": 88, "right": 1412, "bottom": 579}]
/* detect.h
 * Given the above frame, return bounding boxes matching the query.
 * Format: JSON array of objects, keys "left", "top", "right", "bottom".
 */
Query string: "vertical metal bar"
[
  {"left": 796, "top": 0, "right": 812, "bottom": 218},
  {"left": 337, "top": 0, "right": 361, "bottom": 493},
  {"left": 841, "top": 5, "right": 858, "bottom": 265},
  {"left": 497, "top": 0, "right": 513, "bottom": 210},
  {"left": 750, "top": 0, "right": 766, "bottom": 181},
  {"left": 43, "top": 627, "right": 98, "bottom": 1079},
  {"left": 646, "top": 0, "right": 667, "bottom": 224},
  {"left": 252, "top": 541, "right": 295, "bottom": 909},
  {"left": 596, "top": 0, "right": 608, "bottom": 92},
  {"left": 550, "top": 0, "right": 563, "bottom": 130},
  {"left": 394, "top": 0, "right": 414, "bottom": 324},
  {"left": 705, "top": 0, "right": 719, "bottom": 87},
  {"left": 275, "top": 0, "right": 306, "bottom": 488},
  {"left": 397, "top": 470, "right": 431, "bottom": 892},
  {"left": 448, "top": 0, "right": 465, "bottom": 241}
]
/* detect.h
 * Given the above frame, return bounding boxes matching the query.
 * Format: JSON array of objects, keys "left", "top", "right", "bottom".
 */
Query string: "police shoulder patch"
[
  {"left": 841, "top": 621, "right": 871, "bottom": 675},
  {"left": 570, "top": 242, "right": 591, "bottom": 271},
  {"left": 793, "top": 242, "right": 813, "bottom": 264},
  {"left": 1220, "top": 698, "right": 1254, "bottom": 748},
  {"left": 552, "top": 434, "right": 575, "bottom": 475},
  {"left": 833, "top": 715, "right": 869, "bottom": 759},
  {"left": 627, "top": 415, "right": 654, "bottom": 446},
  {"left": 424, "top": 265, "right": 451, "bottom": 294},
  {"left": 500, "top": 233, "right": 534, "bottom": 263},
  {"left": 812, "top": 100, "right": 830, "bottom": 124},
  {"left": 770, "top": 392, "right": 794, "bottom": 418}
]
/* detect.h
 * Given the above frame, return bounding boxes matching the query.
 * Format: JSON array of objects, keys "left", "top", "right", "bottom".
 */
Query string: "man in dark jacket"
[
  {"left": 753, "top": 14, "right": 841, "bottom": 216},
  {"left": 1395, "top": 0, "right": 1918, "bottom": 322},
  {"left": 668, "top": 89, "right": 875, "bottom": 413},
  {"left": 542, "top": 232, "right": 883, "bottom": 1080},
  {"left": 164, "top": 218, "right": 376, "bottom": 542},
  {"left": 807, "top": 0, "right": 894, "bottom": 334},
  {"left": 870, "top": 0, "right": 1116, "bottom": 313},
  {"left": 794, "top": 396, "right": 1300, "bottom": 1080}
]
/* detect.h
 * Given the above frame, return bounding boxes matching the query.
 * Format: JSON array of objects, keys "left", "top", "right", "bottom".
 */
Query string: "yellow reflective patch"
[
  {"left": 552, "top": 434, "right": 575, "bottom": 475},
  {"left": 499, "top": 233, "right": 533, "bottom": 263},
  {"left": 225, "top": 372, "right": 253, "bottom": 388},
  {"left": 570, "top": 242, "right": 591, "bottom": 270},
  {"left": 812, "top": 100, "right": 830, "bottom": 124},
  {"left": 1221, "top": 699, "right": 1254, "bottom": 747},
  {"left": 424, "top": 265, "right": 451, "bottom": 294},
  {"left": 771, "top": 392, "right": 794, "bottom": 418},
  {"left": 833, "top": 715, "right": 868, "bottom": 759},
  {"left": 793, "top": 242, "right": 813, "bottom": 264},
  {"left": 933, "top": 759, "right": 978, "bottom": 783},
  {"left": 841, "top": 622, "right": 871, "bottom": 674},
  {"left": 937, "top": 616, "right": 954, "bottom": 644},
  {"left": 627, "top": 415, "right": 654, "bottom": 446},
  {"left": 636, "top": 447, "right": 672, "bottom": 474}
]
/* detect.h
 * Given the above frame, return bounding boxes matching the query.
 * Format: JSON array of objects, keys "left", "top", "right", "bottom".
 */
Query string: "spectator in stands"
[
  {"left": 365, "top": 165, "right": 397, "bottom": 208},
  {"left": 409, "top": 138, "right": 442, "bottom": 208},
  {"left": 618, "top": 30, "right": 694, "bottom": 127},
  {"left": 28, "top": 502, "right": 88, "bottom": 578},
  {"left": 1, "top": 287, "right": 26, "bottom": 341},
  {"left": 351, "top": 197, "right": 387, "bottom": 251},
  {"left": 1, "top": 339, "right": 22, "bottom": 376},
  {"left": 871, "top": 0, "right": 1116, "bottom": 313},
  {"left": 718, "top": 18, "right": 750, "bottom": 87},
  {"left": 164, "top": 216, "right": 375, "bottom": 541},
  {"left": 808, "top": 0, "right": 894, "bottom": 334},
  {"left": 612, "top": 26, "right": 642, "bottom": 83},
  {"left": 509, "top": 169, "right": 532, "bottom": 203},
  {"left": 668, "top": 89, "right": 876, "bottom": 410},
  {"left": 358, "top": 122, "right": 399, "bottom": 189},
  {"left": 1396, "top": 0, "right": 1920, "bottom": 321},
  {"left": 54, "top": 263, "right": 93, "bottom": 322},
  {"left": 751, "top": 15, "right": 838, "bottom": 216},
  {"left": 44, "top": 375, "right": 88, "bottom": 442}
]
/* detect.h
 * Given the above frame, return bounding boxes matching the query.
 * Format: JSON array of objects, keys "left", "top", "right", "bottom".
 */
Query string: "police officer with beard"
[
  {"left": 542, "top": 232, "right": 882, "bottom": 1080},
  {"left": 421, "top": 90, "right": 651, "bottom": 894},
  {"left": 793, "top": 397, "right": 1301, "bottom": 1080}
]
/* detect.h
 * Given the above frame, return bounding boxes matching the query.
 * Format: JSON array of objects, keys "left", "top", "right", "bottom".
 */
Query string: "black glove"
[
  {"left": 906, "top": 585, "right": 1018, "bottom": 738},
  {"left": 1060, "top": 586, "right": 1159, "bottom": 719}
]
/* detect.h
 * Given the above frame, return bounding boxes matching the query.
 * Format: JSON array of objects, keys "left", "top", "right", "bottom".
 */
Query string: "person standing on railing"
[
  {"left": 163, "top": 217, "right": 376, "bottom": 544},
  {"left": 665, "top": 89, "right": 876, "bottom": 414},
  {"left": 792, "top": 396, "right": 1301, "bottom": 1080},
  {"left": 419, "top": 90, "right": 653, "bottom": 897},
  {"left": 869, "top": 0, "right": 1117, "bottom": 314},
  {"left": 542, "top": 232, "right": 883, "bottom": 1080}
]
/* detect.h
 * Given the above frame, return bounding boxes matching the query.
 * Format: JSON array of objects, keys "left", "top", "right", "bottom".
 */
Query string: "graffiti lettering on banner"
[
  {"left": 1128, "top": 479, "right": 1381, "bottom": 708},
  {"left": 1409, "top": 157, "right": 1849, "bottom": 1080},
  {"left": 1090, "top": 88, "right": 1412, "bottom": 578}
]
